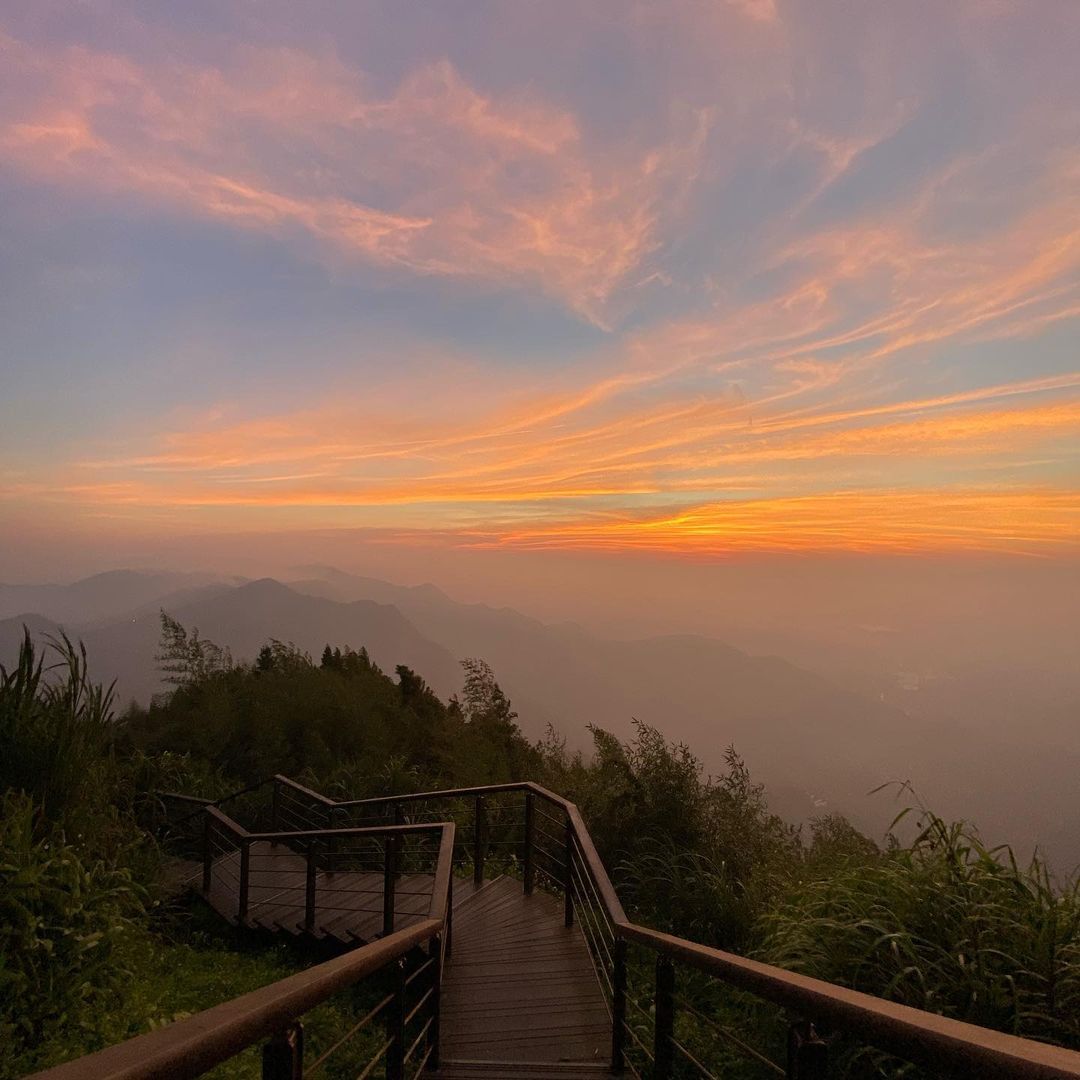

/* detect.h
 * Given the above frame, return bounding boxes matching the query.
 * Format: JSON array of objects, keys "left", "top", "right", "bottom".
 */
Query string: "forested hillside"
[
  {"left": 3, "top": 622, "right": 1079, "bottom": 1078},
  {"left": 6, "top": 571, "right": 1079, "bottom": 870}
]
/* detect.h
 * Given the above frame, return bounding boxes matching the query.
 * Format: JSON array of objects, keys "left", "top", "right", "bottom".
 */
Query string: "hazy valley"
[{"left": 4, "top": 566, "right": 1078, "bottom": 871}]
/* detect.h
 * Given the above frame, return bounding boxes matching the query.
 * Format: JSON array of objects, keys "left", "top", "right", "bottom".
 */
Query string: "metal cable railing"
[
  {"left": 92, "top": 777, "right": 1080, "bottom": 1080},
  {"left": 334, "top": 779, "right": 1080, "bottom": 1080},
  {"left": 29, "top": 810, "right": 456, "bottom": 1080}
]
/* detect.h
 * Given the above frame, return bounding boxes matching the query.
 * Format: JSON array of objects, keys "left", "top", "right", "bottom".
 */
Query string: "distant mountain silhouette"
[
  {"left": 0, "top": 612, "right": 66, "bottom": 659},
  {"left": 4, "top": 567, "right": 1080, "bottom": 866},
  {"left": 0, "top": 577, "right": 461, "bottom": 707},
  {"left": 284, "top": 569, "right": 904, "bottom": 817},
  {"left": 0, "top": 570, "right": 230, "bottom": 625}
]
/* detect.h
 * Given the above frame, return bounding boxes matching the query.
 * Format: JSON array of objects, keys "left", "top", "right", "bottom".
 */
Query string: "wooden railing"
[
  {"left": 202, "top": 807, "right": 454, "bottom": 938},
  {"left": 34, "top": 777, "right": 1080, "bottom": 1080},
  {"left": 334, "top": 781, "right": 1080, "bottom": 1080},
  {"left": 30, "top": 814, "right": 455, "bottom": 1080}
]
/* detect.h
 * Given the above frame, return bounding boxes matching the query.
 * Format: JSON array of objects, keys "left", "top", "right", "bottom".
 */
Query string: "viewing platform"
[{"left": 30, "top": 776, "right": 1080, "bottom": 1080}]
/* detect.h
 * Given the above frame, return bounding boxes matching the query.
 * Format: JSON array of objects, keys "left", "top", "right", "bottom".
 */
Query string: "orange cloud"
[
  {"left": 9, "top": 366, "right": 1070, "bottom": 553},
  {"left": 481, "top": 489, "right": 1080, "bottom": 558}
]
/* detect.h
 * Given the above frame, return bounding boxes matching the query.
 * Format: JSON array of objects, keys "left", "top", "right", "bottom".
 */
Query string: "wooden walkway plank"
[
  {"left": 439, "top": 877, "right": 611, "bottom": 1065},
  {"left": 201, "top": 846, "right": 613, "bottom": 1067},
  {"left": 204, "top": 843, "right": 440, "bottom": 944}
]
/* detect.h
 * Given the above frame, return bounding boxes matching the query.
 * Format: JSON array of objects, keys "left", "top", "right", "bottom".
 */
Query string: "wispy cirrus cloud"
[
  {"left": 1, "top": 2, "right": 1078, "bottom": 561},
  {"left": 0, "top": 29, "right": 705, "bottom": 326},
  {"left": 4, "top": 360, "right": 1068, "bottom": 559},
  {"left": 475, "top": 488, "right": 1080, "bottom": 558}
]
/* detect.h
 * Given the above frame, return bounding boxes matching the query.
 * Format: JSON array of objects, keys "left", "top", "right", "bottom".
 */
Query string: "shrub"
[{"left": 0, "top": 792, "right": 144, "bottom": 1075}]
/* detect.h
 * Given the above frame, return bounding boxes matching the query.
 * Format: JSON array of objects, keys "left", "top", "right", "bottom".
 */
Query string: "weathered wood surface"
[{"left": 439, "top": 877, "right": 611, "bottom": 1065}]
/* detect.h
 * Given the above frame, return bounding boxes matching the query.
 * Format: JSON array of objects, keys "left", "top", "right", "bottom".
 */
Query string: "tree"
[
  {"left": 461, "top": 658, "right": 517, "bottom": 727},
  {"left": 396, "top": 665, "right": 428, "bottom": 704},
  {"left": 252, "top": 639, "right": 310, "bottom": 675},
  {"left": 155, "top": 612, "right": 231, "bottom": 687}
]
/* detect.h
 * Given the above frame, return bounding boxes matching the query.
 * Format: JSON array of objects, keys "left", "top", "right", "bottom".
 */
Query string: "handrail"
[
  {"left": 273, "top": 773, "right": 337, "bottom": 806},
  {"left": 339, "top": 781, "right": 622, "bottom": 915},
  {"left": 29, "top": 919, "right": 442, "bottom": 1080},
  {"left": 153, "top": 778, "right": 276, "bottom": 830},
  {"left": 332, "top": 780, "right": 528, "bottom": 809},
  {"left": 622, "top": 923, "right": 1080, "bottom": 1079},
  {"left": 333, "top": 780, "right": 1080, "bottom": 1080},
  {"left": 115, "top": 777, "right": 1080, "bottom": 1079},
  {"left": 202, "top": 804, "right": 454, "bottom": 937},
  {"left": 155, "top": 792, "right": 212, "bottom": 807},
  {"left": 429, "top": 818, "right": 455, "bottom": 921},
  {"left": 30, "top": 804, "right": 457, "bottom": 1080},
  {"left": 205, "top": 804, "right": 449, "bottom": 844},
  {"left": 158, "top": 777, "right": 274, "bottom": 809}
]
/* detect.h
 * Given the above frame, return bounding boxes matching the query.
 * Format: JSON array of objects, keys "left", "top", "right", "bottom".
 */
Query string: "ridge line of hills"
[{"left": 2, "top": 567, "right": 1079, "bottom": 867}]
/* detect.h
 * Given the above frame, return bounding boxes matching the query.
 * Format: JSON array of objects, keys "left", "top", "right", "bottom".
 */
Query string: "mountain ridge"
[{"left": 4, "top": 567, "right": 1080, "bottom": 866}]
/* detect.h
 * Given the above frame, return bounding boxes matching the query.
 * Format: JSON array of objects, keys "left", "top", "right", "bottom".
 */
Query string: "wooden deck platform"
[
  {"left": 439, "top": 877, "right": 611, "bottom": 1066},
  {"left": 202, "top": 845, "right": 612, "bottom": 1068},
  {"left": 205, "top": 840, "right": 446, "bottom": 944}
]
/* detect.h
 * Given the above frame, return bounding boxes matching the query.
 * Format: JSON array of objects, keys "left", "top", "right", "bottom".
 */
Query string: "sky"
[{"left": 1, "top": 0, "right": 1079, "bottom": 580}]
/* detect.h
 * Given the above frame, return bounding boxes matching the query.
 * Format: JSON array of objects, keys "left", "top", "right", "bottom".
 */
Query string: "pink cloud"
[{"left": 0, "top": 31, "right": 705, "bottom": 325}]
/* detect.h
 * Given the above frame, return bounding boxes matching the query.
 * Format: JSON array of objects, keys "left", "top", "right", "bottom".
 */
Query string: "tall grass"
[
  {"left": 0, "top": 632, "right": 152, "bottom": 1075},
  {"left": 758, "top": 807, "right": 1080, "bottom": 1068},
  {"left": 0, "top": 630, "right": 115, "bottom": 835}
]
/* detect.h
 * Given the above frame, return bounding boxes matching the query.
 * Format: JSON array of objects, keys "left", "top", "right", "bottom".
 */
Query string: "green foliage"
[
  {"left": 0, "top": 792, "right": 144, "bottom": 1077},
  {"left": 758, "top": 807, "right": 1080, "bottom": 1069},
  {"left": 130, "top": 641, "right": 540, "bottom": 795},
  {"left": 547, "top": 723, "right": 798, "bottom": 949},
  {"left": 0, "top": 630, "right": 116, "bottom": 835}
]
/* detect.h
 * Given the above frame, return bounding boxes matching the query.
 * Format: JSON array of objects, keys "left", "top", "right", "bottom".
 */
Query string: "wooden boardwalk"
[
  {"left": 440, "top": 877, "right": 611, "bottom": 1066},
  {"left": 205, "top": 840, "right": 447, "bottom": 944},
  {"left": 201, "top": 844, "right": 612, "bottom": 1067}
]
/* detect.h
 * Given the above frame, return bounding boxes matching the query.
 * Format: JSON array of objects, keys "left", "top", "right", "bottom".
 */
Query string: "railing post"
[
  {"left": 305, "top": 840, "right": 318, "bottom": 933},
  {"left": 654, "top": 956, "right": 675, "bottom": 1080},
  {"left": 393, "top": 802, "right": 404, "bottom": 826},
  {"left": 202, "top": 811, "right": 213, "bottom": 893},
  {"left": 270, "top": 778, "right": 280, "bottom": 839},
  {"left": 238, "top": 839, "right": 250, "bottom": 922},
  {"left": 429, "top": 933, "right": 443, "bottom": 1070},
  {"left": 446, "top": 874, "right": 454, "bottom": 959},
  {"left": 564, "top": 818, "right": 574, "bottom": 928},
  {"left": 787, "top": 1020, "right": 828, "bottom": 1079},
  {"left": 473, "top": 795, "right": 486, "bottom": 886},
  {"left": 324, "top": 807, "right": 338, "bottom": 874},
  {"left": 523, "top": 791, "right": 535, "bottom": 896},
  {"left": 385, "top": 957, "right": 406, "bottom": 1080},
  {"left": 383, "top": 834, "right": 397, "bottom": 936},
  {"left": 611, "top": 937, "right": 627, "bottom": 1073},
  {"left": 262, "top": 1022, "right": 303, "bottom": 1079}
]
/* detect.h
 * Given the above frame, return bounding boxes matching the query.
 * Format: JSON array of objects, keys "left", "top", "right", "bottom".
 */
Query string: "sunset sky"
[{"left": 2, "top": 0, "right": 1079, "bottom": 575}]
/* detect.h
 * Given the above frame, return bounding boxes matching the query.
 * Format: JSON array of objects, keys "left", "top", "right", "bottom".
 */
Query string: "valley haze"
[{"left": 2, "top": 563, "right": 1077, "bottom": 873}]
